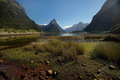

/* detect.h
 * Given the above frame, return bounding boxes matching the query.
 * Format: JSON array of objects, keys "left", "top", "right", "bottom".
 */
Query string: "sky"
[{"left": 16, "top": 0, "right": 106, "bottom": 29}]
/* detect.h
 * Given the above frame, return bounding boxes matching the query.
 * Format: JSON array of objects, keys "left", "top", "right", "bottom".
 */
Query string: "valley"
[{"left": 0, "top": 0, "right": 120, "bottom": 80}]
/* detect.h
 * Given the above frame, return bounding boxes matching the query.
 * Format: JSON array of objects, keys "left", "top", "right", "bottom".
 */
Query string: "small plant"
[{"left": 92, "top": 42, "right": 120, "bottom": 62}]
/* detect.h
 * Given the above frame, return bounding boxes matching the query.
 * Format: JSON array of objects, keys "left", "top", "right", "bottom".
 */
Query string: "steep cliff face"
[
  {"left": 0, "top": 0, "right": 41, "bottom": 31},
  {"left": 84, "top": 0, "right": 120, "bottom": 33},
  {"left": 39, "top": 19, "right": 65, "bottom": 33}
]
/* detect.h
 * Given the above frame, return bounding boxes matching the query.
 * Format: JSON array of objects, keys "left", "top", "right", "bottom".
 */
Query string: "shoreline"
[{"left": 0, "top": 32, "right": 44, "bottom": 37}]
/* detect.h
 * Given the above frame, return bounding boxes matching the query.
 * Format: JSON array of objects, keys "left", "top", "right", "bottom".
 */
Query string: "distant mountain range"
[
  {"left": 39, "top": 19, "right": 66, "bottom": 33},
  {"left": 65, "top": 22, "right": 89, "bottom": 33},
  {"left": 84, "top": 0, "right": 120, "bottom": 34},
  {"left": 0, "top": 0, "right": 41, "bottom": 31}
]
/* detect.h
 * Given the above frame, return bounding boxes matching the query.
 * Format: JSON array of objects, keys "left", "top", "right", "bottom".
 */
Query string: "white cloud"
[
  {"left": 40, "top": 24, "right": 48, "bottom": 26},
  {"left": 63, "top": 25, "right": 73, "bottom": 29}
]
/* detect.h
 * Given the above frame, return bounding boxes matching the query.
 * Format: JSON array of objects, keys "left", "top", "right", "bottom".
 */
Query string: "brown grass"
[
  {"left": 92, "top": 42, "right": 120, "bottom": 62},
  {"left": 31, "top": 39, "right": 84, "bottom": 62}
]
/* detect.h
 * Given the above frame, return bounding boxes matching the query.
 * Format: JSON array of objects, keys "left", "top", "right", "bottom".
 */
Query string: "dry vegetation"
[
  {"left": 92, "top": 42, "right": 120, "bottom": 62},
  {"left": 31, "top": 39, "right": 84, "bottom": 62}
]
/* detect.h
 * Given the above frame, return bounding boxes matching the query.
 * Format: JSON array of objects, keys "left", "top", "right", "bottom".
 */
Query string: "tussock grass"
[
  {"left": 31, "top": 39, "right": 84, "bottom": 62},
  {"left": 92, "top": 42, "right": 120, "bottom": 62}
]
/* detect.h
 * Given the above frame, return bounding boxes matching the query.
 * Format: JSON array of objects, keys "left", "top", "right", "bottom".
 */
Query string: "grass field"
[{"left": 0, "top": 36, "right": 120, "bottom": 79}]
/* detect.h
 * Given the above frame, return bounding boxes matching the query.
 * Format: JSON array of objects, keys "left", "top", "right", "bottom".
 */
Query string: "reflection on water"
[{"left": 41, "top": 33, "right": 84, "bottom": 37}]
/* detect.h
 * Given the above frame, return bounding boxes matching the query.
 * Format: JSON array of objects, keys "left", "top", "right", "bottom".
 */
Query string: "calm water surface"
[{"left": 41, "top": 33, "right": 85, "bottom": 37}]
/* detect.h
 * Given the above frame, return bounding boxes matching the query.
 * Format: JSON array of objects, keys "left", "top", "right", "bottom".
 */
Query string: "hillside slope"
[
  {"left": 84, "top": 0, "right": 120, "bottom": 33},
  {"left": 0, "top": 0, "right": 41, "bottom": 31}
]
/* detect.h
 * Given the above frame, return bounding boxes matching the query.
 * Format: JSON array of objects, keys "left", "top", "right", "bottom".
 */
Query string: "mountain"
[
  {"left": 65, "top": 22, "right": 89, "bottom": 33},
  {"left": 84, "top": 0, "right": 120, "bottom": 33},
  {"left": 39, "top": 19, "right": 66, "bottom": 33},
  {"left": 0, "top": 0, "right": 41, "bottom": 31}
]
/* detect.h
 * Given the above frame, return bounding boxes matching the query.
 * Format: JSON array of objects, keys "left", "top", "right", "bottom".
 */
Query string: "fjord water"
[{"left": 41, "top": 33, "right": 85, "bottom": 37}]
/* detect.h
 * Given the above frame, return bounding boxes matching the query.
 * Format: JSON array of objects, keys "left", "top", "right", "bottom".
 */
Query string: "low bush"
[{"left": 92, "top": 42, "right": 120, "bottom": 62}]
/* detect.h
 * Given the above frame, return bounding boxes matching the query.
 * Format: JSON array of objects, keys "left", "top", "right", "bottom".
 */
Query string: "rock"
[
  {"left": 109, "top": 65, "right": 116, "bottom": 70},
  {"left": 81, "top": 63, "right": 86, "bottom": 66},
  {"left": 30, "top": 60, "right": 34, "bottom": 64},
  {"left": 45, "top": 60, "right": 50, "bottom": 64},
  {"left": 47, "top": 70, "right": 53, "bottom": 75},
  {"left": 0, "top": 59, "right": 4, "bottom": 63},
  {"left": 97, "top": 70, "right": 101, "bottom": 74},
  {"left": 53, "top": 71, "right": 57, "bottom": 75},
  {"left": 78, "top": 76, "right": 82, "bottom": 79},
  {"left": 53, "top": 71, "right": 58, "bottom": 76}
]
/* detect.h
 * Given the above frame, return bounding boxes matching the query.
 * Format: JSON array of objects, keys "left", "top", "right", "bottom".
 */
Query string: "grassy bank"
[{"left": 0, "top": 39, "right": 84, "bottom": 66}]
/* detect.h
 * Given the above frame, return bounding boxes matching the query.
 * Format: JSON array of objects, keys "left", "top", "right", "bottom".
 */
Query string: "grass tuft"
[
  {"left": 92, "top": 42, "right": 120, "bottom": 62},
  {"left": 31, "top": 39, "right": 84, "bottom": 62}
]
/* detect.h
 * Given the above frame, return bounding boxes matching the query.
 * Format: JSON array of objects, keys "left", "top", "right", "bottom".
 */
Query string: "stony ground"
[{"left": 0, "top": 60, "right": 56, "bottom": 80}]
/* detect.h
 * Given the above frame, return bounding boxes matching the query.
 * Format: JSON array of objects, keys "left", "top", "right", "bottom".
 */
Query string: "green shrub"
[
  {"left": 31, "top": 39, "right": 84, "bottom": 62},
  {"left": 92, "top": 42, "right": 120, "bottom": 62}
]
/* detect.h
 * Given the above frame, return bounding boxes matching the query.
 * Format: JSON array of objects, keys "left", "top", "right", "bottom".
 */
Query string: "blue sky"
[{"left": 16, "top": 0, "right": 106, "bottom": 29}]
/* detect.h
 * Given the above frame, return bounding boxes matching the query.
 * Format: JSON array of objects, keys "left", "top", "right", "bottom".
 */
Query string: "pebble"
[
  {"left": 45, "top": 60, "right": 50, "bottom": 64},
  {"left": 97, "top": 70, "right": 101, "bottom": 74},
  {"left": 78, "top": 76, "right": 82, "bottom": 79},
  {"left": 30, "top": 60, "right": 34, "bottom": 64},
  {"left": 47, "top": 70, "right": 53, "bottom": 75},
  {"left": 0, "top": 59, "right": 4, "bottom": 63},
  {"left": 81, "top": 63, "right": 86, "bottom": 66},
  {"left": 109, "top": 65, "right": 116, "bottom": 70}
]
